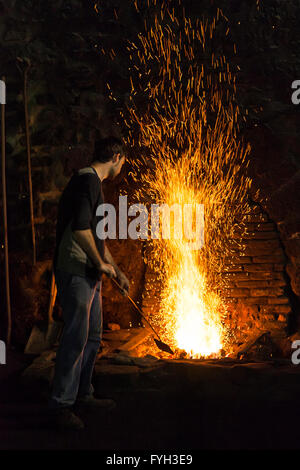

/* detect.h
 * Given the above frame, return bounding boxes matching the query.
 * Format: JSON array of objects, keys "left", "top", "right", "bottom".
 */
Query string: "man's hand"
[
  {"left": 103, "top": 245, "right": 129, "bottom": 295},
  {"left": 116, "top": 271, "right": 130, "bottom": 296},
  {"left": 98, "top": 262, "right": 117, "bottom": 279},
  {"left": 73, "top": 230, "right": 117, "bottom": 280}
]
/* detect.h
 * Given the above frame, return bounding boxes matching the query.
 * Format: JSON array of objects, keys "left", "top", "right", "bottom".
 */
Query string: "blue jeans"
[{"left": 49, "top": 268, "right": 102, "bottom": 409}]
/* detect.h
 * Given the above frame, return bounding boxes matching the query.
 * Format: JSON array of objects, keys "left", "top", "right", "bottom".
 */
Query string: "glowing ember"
[{"left": 105, "top": 0, "right": 256, "bottom": 357}]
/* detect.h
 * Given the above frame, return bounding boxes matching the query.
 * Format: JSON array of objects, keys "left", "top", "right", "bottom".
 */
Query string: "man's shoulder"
[
  {"left": 74, "top": 167, "right": 100, "bottom": 188},
  {"left": 77, "top": 167, "right": 97, "bottom": 177}
]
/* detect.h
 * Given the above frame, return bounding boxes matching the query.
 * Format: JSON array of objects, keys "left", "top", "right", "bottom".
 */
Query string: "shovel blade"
[
  {"left": 24, "top": 325, "right": 47, "bottom": 354},
  {"left": 154, "top": 338, "right": 174, "bottom": 355}
]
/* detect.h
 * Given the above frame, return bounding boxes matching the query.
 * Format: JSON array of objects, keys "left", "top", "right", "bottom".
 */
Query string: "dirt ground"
[{"left": 1, "top": 349, "right": 300, "bottom": 451}]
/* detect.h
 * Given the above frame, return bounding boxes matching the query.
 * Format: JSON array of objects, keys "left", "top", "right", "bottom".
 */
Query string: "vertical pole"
[
  {"left": 24, "top": 66, "right": 36, "bottom": 266},
  {"left": 1, "top": 76, "right": 12, "bottom": 346}
]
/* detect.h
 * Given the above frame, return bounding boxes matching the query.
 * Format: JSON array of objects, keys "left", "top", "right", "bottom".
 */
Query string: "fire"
[
  {"left": 148, "top": 173, "right": 227, "bottom": 358},
  {"left": 105, "top": 0, "right": 256, "bottom": 357},
  {"left": 165, "top": 254, "right": 224, "bottom": 358}
]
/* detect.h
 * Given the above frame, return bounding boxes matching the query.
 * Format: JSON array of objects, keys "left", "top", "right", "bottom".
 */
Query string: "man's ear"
[{"left": 112, "top": 153, "right": 120, "bottom": 164}]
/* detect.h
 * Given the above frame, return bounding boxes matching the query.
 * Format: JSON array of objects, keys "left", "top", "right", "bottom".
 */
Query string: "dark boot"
[
  {"left": 53, "top": 408, "right": 85, "bottom": 430},
  {"left": 75, "top": 396, "right": 116, "bottom": 412}
]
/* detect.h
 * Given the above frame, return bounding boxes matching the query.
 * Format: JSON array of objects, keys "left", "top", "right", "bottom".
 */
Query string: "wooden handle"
[{"left": 47, "top": 269, "right": 57, "bottom": 324}]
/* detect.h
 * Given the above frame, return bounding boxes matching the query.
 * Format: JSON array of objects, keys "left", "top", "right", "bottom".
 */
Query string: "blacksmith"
[{"left": 49, "top": 137, "right": 129, "bottom": 430}]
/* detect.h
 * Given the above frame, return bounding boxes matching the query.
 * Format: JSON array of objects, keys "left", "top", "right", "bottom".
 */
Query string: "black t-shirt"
[{"left": 53, "top": 166, "right": 105, "bottom": 279}]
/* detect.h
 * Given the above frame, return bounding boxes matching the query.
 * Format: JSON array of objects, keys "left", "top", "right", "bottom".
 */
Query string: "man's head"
[{"left": 92, "top": 137, "right": 125, "bottom": 180}]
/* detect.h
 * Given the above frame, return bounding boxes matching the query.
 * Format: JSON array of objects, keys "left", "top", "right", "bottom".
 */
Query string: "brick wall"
[{"left": 222, "top": 203, "right": 292, "bottom": 343}]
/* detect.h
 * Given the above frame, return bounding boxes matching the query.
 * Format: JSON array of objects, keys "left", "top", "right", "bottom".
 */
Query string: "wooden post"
[
  {"left": 23, "top": 64, "right": 36, "bottom": 266},
  {"left": 1, "top": 76, "right": 12, "bottom": 346}
]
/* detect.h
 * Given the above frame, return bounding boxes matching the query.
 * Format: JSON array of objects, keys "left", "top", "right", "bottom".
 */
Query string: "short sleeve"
[{"left": 71, "top": 175, "right": 99, "bottom": 231}]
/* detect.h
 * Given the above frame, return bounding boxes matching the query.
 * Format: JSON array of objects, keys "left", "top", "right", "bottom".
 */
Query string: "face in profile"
[{"left": 109, "top": 154, "right": 126, "bottom": 179}]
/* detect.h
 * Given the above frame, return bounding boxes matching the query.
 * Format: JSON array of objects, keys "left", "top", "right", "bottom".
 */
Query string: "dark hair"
[{"left": 92, "top": 137, "right": 124, "bottom": 163}]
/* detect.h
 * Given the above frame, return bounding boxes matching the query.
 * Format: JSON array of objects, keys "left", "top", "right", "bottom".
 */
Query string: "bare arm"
[
  {"left": 104, "top": 245, "right": 130, "bottom": 294},
  {"left": 73, "top": 229, "right": 116, "bottom": 278}
]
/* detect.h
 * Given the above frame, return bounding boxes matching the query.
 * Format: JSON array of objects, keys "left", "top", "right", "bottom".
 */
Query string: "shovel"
[
  {"left": 25, "top": 268, "right": 62, "bottom": 354},
  {"left": 112, "top": 278, "right": 174, "bottom": 355}
]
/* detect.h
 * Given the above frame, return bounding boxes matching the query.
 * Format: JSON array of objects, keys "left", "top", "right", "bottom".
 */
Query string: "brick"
[
  {"left": 223, "top": 272, "right": 250, "bottom": 281},
  {"left": 235, "top": 280, "right": 269, "bottom": 288},
  {"left": 267, "top": 279, "right": 286, "bottom": 287},
  {"left": 250, "top": 287, "right": 284, "bottom": 297},
  {"left": 224, "top": 256, "right": 252, "bottom": 264},
  {"left": 248, "top": 272, "right": 278, "bottom": 280},
  {"left": 245, "top": 264, "right": 273, "bottom": 272},
  {"left": 273, "top": 305, "right": 291, "bottom": 314},
  {"left": 242, "top": 231, "right": 279, "bottom": 240},
  {"left": 253, "top": 254, "right": 286, "bottom": 263},
  {"left": 242, "top": 297, "right": 269, "bottom": 305},
  {"left": 239, "top": 222, "right": 276, "bottom": 232},
  {"left": 222, "top": 288, "right": 250, "bottom": 297},
  {"left": 268, "top": 296, "right": 290, "bottom": 305},
  {"left": 243, "top": 240, "right": 281, "bottom": 256},
  {"left": 256, "top": 223, "right": 277, "bottom": 231}
]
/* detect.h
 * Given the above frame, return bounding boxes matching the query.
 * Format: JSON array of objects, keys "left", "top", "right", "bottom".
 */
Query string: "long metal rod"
[
  {"left": 112, "top": 278, "right": 163, "bottom": 342},
  {"left": 1, "top": 76, "right": 12, "bottom": 346}
]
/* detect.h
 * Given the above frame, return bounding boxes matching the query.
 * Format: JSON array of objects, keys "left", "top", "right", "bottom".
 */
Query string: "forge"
[
  {"left": 99, "top": 0, "right": 298, "bottom": 361},
  {"left": 100, "top": 197, "right": 295, "bottom": 362}
]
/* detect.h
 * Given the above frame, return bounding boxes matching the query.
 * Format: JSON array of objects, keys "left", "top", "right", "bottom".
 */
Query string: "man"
[{"left": 49, "top": 137, "right": 129, "bottom": 430}]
